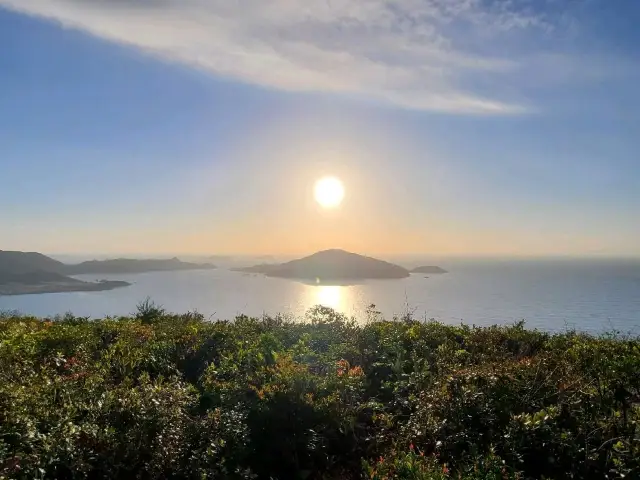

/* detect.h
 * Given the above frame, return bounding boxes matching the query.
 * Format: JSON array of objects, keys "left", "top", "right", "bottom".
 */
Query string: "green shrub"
[{"left": 0, "top": 310, "right": 638, "bottom": 479}]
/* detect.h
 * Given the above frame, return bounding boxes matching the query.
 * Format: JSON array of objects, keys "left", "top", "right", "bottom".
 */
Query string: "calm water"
[{"left": 1, "top": 260, "right": 639, "bottom": 333}]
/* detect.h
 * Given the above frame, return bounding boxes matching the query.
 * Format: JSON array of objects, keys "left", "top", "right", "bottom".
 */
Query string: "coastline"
[{"left": 0, "top": 280, "right": 131, "bottom": 296}]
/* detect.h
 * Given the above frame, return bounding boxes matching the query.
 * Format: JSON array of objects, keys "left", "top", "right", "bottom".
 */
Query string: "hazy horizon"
[{"left": 43, "top": 251, "right": 640, "bottom": 263}]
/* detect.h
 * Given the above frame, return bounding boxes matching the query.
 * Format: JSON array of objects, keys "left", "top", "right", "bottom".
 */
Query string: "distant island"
[
  {"left": 411, "top": 265, "right": 447, "bottom": 274},
  {"left": 234, "top": 249, "right": 410, "bottom": 282},
  {"left": 0, "top": 251, "right": 216, "bottom": 296},
  {"left": 64, "top": 257, "right": 216, "bottom": 275}
]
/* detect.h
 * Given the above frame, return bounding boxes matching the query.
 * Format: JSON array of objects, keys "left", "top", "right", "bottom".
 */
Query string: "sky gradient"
[{"left": 1, "top": 1, "right": 639, "bottom": 257}]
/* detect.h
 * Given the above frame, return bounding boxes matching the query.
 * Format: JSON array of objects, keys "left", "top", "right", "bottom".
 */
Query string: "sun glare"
[
  {"left": 316, "top": 285, "right": 342, "bottom": 310},
  {"left": 314, "top": 177, "right": 345, "bottom": 209}
]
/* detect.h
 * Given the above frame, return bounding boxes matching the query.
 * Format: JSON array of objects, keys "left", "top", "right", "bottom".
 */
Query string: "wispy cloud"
[{"left": 1, "top": 0, "right": 575, "bottom": 114}]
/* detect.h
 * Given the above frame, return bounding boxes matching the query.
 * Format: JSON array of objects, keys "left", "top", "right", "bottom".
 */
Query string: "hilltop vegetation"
[{"left": 1, "top": 306, "right": 639, "bottom": 479}]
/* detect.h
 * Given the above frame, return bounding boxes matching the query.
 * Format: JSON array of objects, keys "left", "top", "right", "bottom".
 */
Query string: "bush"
[{"left": 0, "top": 310, "right": 638, "bottom": 479}]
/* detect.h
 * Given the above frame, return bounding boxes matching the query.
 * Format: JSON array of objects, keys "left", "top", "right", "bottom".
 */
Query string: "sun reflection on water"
[
  {"left": 316, "top": 285, "right": 343, "bottom": 310},
  {"left": 302, "top": 283, "right": 363, "bottom": 318}
]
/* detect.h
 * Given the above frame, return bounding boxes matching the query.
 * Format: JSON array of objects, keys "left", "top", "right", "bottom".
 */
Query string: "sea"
[{"left": 1, "top": 258, "right": 639, "bottom": 334}]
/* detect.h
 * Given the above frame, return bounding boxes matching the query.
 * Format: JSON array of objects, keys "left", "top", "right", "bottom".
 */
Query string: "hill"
[
  {"left": 0, "top": 252, "right": 214, "bottom": 295},
  {"left": 0, "top": 251, "right": 216, "bottom": 276},
  {"left": 65, "top": 257, "right": 216, "bottom": 275},
  {"left": 0, "top": 250, "right": 66, "bottom": 275},
  {"left": 411, "top": 265, "right": 447, "bottom": 274},
  {"left": 236, "top": 249, "right": 410, "bottom": 281}
]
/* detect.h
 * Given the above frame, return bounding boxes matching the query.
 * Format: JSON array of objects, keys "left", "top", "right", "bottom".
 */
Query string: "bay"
[{"left": 1, "top": 259, "right": 639, "bottom": 333}]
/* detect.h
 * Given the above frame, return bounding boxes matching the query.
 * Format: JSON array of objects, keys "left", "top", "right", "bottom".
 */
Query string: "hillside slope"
[
  {"left": 0, "top": 250, "right": 66, "bottom": 275},
  {"left": 237, "top": 249, "right": 410, "bottom": 281}
]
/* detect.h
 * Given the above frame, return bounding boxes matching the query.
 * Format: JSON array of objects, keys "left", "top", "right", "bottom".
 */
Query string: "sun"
[{"left": 314, "top": 177, "right": 345, "bottom": 209}]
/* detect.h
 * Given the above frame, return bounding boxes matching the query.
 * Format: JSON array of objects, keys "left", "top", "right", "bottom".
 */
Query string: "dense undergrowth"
[{"left": 1, "top": 304, "right": 639, "bottom": 479}]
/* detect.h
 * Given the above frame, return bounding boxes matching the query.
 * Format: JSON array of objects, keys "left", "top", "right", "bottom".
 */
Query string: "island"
[
  {"left": 234, "top": 249, "right": 410, "bottom": 281},
  {"left": 411, "top": 265, "right": 447, "bottom": 274},
  {"left": 64, "top": 257, "right": 217, "bottom": 275},
  {"left": 0, "top": 250, "right": 216, "bottom": 296},
  {"left": 0, "top": 271, "right": 129, "bottom": 296}
]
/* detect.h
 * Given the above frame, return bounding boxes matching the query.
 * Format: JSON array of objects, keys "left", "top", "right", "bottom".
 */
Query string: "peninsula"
[
  {"left": 0, "top": 271, "right": 129, "bottom": 296},
  {"left": 0, "top": 251, "right": 215, "bottom": 296}
]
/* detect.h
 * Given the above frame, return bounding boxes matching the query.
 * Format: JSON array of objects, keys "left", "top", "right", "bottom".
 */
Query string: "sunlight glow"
[
  {"left": 316, "top": 285, "right": 342, "bottom": 310},
  {"left": 314, "top": 177, "right": 345, "bottom": 209}
]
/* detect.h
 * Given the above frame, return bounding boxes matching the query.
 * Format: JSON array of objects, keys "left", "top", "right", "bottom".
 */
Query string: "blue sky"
[{"left": 0, "top": 0, "right": 639, "bottom": 256}]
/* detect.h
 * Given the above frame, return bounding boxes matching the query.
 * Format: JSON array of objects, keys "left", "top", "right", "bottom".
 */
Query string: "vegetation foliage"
[{"left": 1, "top": 304, "right": 639, "bottom": 479}]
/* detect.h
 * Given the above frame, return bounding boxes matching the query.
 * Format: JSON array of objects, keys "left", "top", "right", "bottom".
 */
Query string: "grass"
[{"left": 0, "top": 303, "right": 639, "bottom": 479}]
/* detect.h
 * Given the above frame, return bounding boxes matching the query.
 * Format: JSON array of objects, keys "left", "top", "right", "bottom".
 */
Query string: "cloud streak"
[{"left": 1, "top": 0, "right": 569, "bottom": 114}]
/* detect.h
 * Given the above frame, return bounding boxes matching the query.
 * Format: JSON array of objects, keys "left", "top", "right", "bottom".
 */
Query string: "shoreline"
[{"left": 0, "top": 280, "right": 131, "bottom": 296}]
